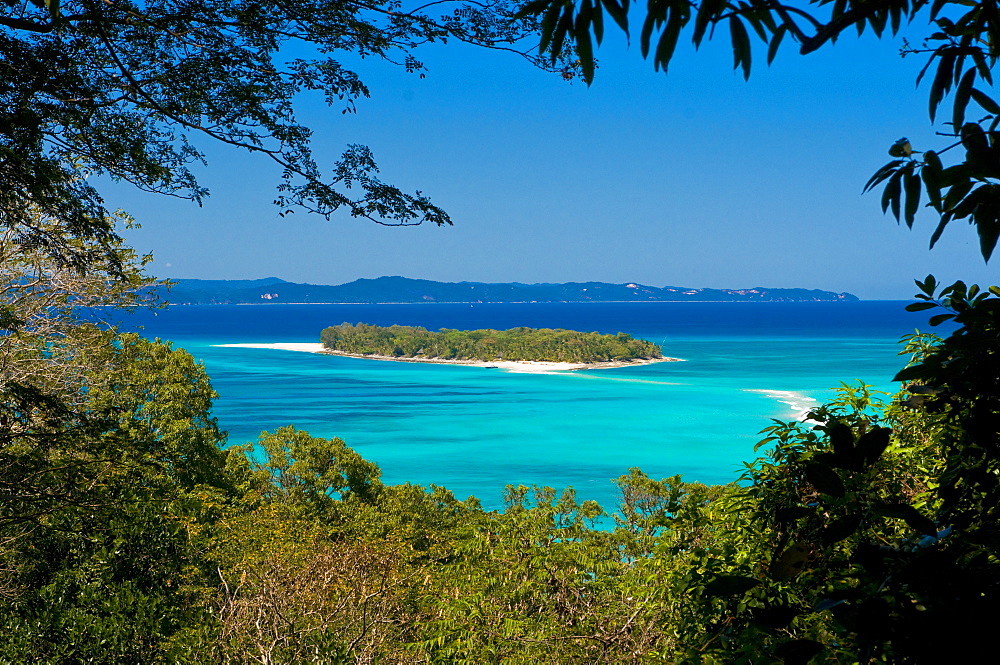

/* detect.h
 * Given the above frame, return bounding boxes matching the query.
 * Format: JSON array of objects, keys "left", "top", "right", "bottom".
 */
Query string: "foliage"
[
  {"left": 6, "top": 1, "right": 1000, "bottom": 660},
  {"left": 0, "top": 334, "right": 227, "bottom": 661},
  {"left": 3, "top": 275, "right": 996, "bottom": 662},
  {"left": 320, "top": 322, "right": 663, "bottom": 362},
  {"left": 518, "top": 0, "right": 1000, "bottom": 260},
  {"left": 0, "top": 0, "right": 572, "bottom": 269}
]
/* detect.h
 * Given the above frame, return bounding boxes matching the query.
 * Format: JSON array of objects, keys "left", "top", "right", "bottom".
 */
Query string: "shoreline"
[{"left": 214, "top": 343, "right": 684, "bottom": 373}]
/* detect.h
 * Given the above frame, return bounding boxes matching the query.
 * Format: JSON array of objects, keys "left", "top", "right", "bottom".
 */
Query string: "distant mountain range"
[{"left": 159, "top": 276, "right": 859, "bottom": 304}]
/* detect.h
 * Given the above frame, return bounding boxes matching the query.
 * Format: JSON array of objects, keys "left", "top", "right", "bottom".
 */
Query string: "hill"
[{"left": 160, "top": 276, "right": 859, "bottom": 304}]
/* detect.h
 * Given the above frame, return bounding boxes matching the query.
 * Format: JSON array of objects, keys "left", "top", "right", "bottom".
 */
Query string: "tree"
[
  {"left": 0, "top": 333, "right": 230, "bottom": 661},
  {"left": 0, "top": 207, "right": 161, "bottom": 538},
  {"left": 512, "top": 2, "right": 1000, "bottom": 660},
  {"left": 0, "top": 0, "right": 570, "bottom": 270},
  {"left": 521, "top": 0, "right": 1000, "bottom": 260}
]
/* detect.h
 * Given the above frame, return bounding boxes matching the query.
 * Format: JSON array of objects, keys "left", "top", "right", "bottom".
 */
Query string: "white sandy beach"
[{"left": 214, "top": 343, "right": 681, "bottom": 373}]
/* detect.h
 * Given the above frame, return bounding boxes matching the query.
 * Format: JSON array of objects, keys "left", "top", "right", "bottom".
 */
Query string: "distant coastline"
[
  {"left": 215, "top": 343, "right": 683, "bottom": 373},
  {"left": 164, "top": 276, "right": 859, "bottom": 305}
]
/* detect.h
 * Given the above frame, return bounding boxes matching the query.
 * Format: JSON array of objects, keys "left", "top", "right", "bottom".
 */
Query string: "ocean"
[{"left": 117, "top": 301, "right": 928, "bottom": 511}]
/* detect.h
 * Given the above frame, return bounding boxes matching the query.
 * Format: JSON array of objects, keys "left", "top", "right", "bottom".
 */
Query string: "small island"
[{"left": 316, "top": 323, "right": 680, "bottom": 371}]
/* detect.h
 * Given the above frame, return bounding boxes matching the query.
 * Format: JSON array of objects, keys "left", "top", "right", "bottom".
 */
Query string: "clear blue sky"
[{"left": 111, "top": 19, "right": 997, "bottom": 299}]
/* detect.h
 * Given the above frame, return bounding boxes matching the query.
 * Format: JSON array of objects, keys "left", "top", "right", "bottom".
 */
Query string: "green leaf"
[
  {"left": 0, "top": 306, "right": 25, "bottom": 331},
  {"left": 703, "top": 574, "right": 761, "bottom": 597}
]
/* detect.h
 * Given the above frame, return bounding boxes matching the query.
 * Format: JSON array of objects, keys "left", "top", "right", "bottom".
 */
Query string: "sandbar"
[{"left": 214, "top": 343, "right": 682, "bottom": 373}]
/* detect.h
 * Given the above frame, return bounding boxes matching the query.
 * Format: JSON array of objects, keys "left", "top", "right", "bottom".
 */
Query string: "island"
[
  {"left": 162, "top": 275, "right": 859, "bottom": 304},
  {"left": 311, "top": 323, "right": 680, "bottom": 371}
]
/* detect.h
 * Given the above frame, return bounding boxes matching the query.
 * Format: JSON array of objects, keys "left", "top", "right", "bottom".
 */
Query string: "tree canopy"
[
  {"left": 320, "top": 322, "right": 664, "bottom": 362},
  {"left": 3, "top": 0, "right": 1000, "bottom": 661},
  {"left": 0, "top": 0, "right": 567, "bottom": 270},
  {"left": 520, "top": 0, "right": 1000, "bottom": 260}
]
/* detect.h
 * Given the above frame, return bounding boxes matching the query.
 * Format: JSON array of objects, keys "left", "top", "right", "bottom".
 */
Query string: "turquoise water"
[{"left": 119, "top": 301, "right": 926, "bottom": 510}]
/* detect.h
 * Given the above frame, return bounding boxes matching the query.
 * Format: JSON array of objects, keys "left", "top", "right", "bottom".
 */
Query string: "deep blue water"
[{"left": 117, "top": 301, "right": 929, "bottom": 510}]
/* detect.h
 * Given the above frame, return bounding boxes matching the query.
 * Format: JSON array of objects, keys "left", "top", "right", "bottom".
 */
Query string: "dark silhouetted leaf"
[
  {"left": 771, "top": 543, "right": 809, "bottom": 580},
  {"left": 953, "top": 67, "right": 976, "bottom": 130},
  {"left": 803, "top": 461, "right": 845, "bottom": 497},
  {"left": 875, "top": 503, "right": 937, "bottom": 536},
  {"left": 600, "top": 0, "right": 628, "bottom": 32},
  {"left": 893, "top": 364, "right": 931, "bottom": 382},
  {"left": 703, "top": 574, "right": 761, "bottom": 597},
  {"left": 774, "top": 638, "right": 825, "bottom": 664},
  {"left": 928, "top": 313, "right": 955, "bottom": 326},
  {"left": 929, "top": 50, "right": 957, "bottom": 122},
  {"left": 768, "top": 25, "right": 786, "bottom": 65},
  {"left": 864, "top": 159, "right": 904, "bottom": 192},
  {"left": 855, "top": 427, "right": 892, "bottom": 467},
  {"left": 752, "top": 604, "right": 800, "bottom": 629},
  {"left": 971, "top": 87, "right": 1000, "bottom": 114},
  {"left": 905, "top": 301, "right": 938, "bottom": 312},
  {"left": 730, "top": 16, "right": 751, "bottom": 80},
  {"left": 822, "top": 513, "right": 863, "bottom": 543},
  {"left": 882, "top": 170, "right": 903, "bottom": 219},
  {"left": 922, "top": 149, "right": 943, "bottom": 210},
  {"left": 775, "top": 506, "right": 814, "bottom": 522},
  {"left": 827, "top": 421, "right": 855, "bottom": 460},
  {"left": 904, "top": 169, "right": 922, "bottom": 227}
]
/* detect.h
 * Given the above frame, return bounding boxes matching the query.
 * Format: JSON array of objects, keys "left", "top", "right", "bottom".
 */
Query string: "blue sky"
[{"left": 112, "top": 18, "right": 997, "bottom": 299}]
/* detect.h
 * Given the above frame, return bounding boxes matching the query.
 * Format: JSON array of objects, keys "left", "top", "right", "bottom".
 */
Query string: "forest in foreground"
[
  {"left": 4, "top": 0, "right": 1000, "bottom": 661},
  {"left": 319, "top": 323, "right": 663, "bottom": 362},
  {"left": 3, "top": 225, "right": 998, "bottom": 662}
]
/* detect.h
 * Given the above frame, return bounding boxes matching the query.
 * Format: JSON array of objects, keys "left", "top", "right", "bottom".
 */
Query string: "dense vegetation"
[
  {"left": 320, "top": 323, "right": 663, "bottom": 363},
  {"left": 3, "top": 238, "right": 996, "bottom": 662},
  {"left": 4, "top": 0, "right": 1000, "bottom": 661}
]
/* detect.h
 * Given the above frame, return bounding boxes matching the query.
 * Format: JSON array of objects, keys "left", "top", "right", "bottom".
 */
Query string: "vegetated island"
[
  {"left": 163, "top": 275, "right": 859, "bottom": 304},
  {"left": 316, "top": 323, "right": 681, "bottom": 372}
]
